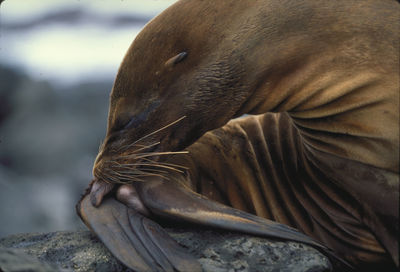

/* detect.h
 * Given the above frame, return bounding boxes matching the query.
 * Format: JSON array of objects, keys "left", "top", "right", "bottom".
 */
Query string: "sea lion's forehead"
[
  {"left": 110, "top": 0, "right": 251, "bottom": 101},
  {"left": 111, "top": 32, "right": 192, "bottom": 99}
]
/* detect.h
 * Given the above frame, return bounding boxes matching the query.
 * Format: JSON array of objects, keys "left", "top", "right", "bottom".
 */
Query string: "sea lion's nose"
[{"left": 89, "top": 178, "right": 115, "bottom": 207}]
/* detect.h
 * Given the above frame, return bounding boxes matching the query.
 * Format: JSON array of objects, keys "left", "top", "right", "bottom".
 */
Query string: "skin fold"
[{"left": 77, "top": 0, "right": 399, "bottom": 271}]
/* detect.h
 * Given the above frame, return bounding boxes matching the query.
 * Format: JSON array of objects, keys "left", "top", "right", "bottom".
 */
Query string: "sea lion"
[{"left": 77, "top": 0, "right": 399, "bottom": 271}]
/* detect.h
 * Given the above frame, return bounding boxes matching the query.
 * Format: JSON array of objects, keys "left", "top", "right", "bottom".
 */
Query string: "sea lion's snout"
[
  {"left": 89, "top": 178, "right": 115, "bottom": 207},
  {"left": 88, "top": 112, "right": 190, "bottom": 209}
]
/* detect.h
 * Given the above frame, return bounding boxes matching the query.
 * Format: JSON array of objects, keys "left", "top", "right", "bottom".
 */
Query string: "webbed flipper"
[
  {"left": 77, "top": 194, "right": 201, "bottom": 272},
  {"left": 135, "top": 178, "right": 353, "bottom": 270}
]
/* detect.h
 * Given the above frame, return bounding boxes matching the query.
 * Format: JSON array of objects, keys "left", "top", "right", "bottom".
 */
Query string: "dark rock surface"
[
  {"left": 0, "top": 230, "right": 331, "bottom": 272},
  {"left": 0, "top": 247, "right": 57, "bottom": 272}
]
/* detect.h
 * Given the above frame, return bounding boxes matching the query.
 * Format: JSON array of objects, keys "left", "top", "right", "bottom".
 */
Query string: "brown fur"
[{"left": 92, "top": 0, "right": 399, "bottom": 270}]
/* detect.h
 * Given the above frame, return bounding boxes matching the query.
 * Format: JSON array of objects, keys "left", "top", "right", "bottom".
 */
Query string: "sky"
[{"left": 0, "top": 0, "right": 178, "bottom": 85}]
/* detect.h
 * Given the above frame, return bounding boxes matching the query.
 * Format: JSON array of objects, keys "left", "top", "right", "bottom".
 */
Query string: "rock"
[
  {"left": 0, "top": 230, "right": 332, "bottom": 272},
  {"left": 0, "top": 247, "right": 57, "bottom": 272}
]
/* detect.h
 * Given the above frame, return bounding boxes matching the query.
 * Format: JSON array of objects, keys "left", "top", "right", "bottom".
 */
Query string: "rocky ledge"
[{"left": 0, "top": 229, "right": 331, "bottom": 272}]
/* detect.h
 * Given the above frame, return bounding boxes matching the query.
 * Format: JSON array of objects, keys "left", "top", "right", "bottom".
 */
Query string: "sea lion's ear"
[
  {"left": 165, "top": 52, "right": 188, "bottom": 68},
  {"left": 77, "top": 194, "right": 201, "bottom": 272}
]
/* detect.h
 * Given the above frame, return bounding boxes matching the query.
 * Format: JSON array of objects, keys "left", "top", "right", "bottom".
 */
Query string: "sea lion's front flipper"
[
  {"left": 77, "top": 194, "right": 201, "bottom": 272},
  {"left": 135, "top": 178, "right": 353, "bottom": 270},
  {"left": 136, "top": 178, "right": 323, "bottom": 247}
]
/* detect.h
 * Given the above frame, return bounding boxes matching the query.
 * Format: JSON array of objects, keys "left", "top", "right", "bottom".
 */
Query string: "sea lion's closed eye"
[
  {"left": 120, "top": 101, "right": 161, "bottom": 131},
  {"left": 165, "top": 52, "right": 188, "bottom": 67}
]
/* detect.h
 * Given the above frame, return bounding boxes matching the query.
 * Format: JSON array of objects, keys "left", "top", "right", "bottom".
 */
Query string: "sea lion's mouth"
[
  {"left": 95, "top": 143, "right": 188, "bottom": 185},
  {"left": 89, "top": 140, "right": 189, "bottom": 208},
  {"left": 94, "top": 116, "right": 189, "bottom": 186}
]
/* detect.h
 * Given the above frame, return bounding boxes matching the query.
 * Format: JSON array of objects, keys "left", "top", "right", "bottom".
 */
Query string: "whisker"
[
  {"left": 107, "top": 167, "right": 169, "bottom": 181},
  {"left": 121, "top": 151, "right": 189, "bottom": 160},
  {"left": 121, "top": 141, "right": 160, "bottom": 153},
  {"left": 106, "top": 168, "right": 137, "bottom": 178},
  {"left": 112, "top": 162, "right": 184, "bottom": 174},
  {"left": 97, "top": 166, "right": 154, "bottom": 184},
  {"left": 107, "top": 167, "right": 155, "bottom": 178},
  {"left": 131, "top": 116, "right": 186, "bottom": 145},
  {"left": 99, "top": 171, "right": 120, "bottom": 184},
  {"left": 130, "top": 141, "right": 160, "bottom": 153},
  {"left": 133, "top": 151, "right": 189, "bottom": 160},
  {"left": 110, "top": 165, "right": 169, "bottom": 175},
  {"left": 112, "top": 168, "right": 166, "bottom": 176},
  {"left": 114, "top": 168, "right": 168, "bottom": 174},
  {"left": 142, "top": 158, "right": 189, "bottom": 170},
  {"left": 106, "top": 170, "right": 145, "bottom": 183},
  {"left": 141, "top": 164, "right": 184, "bottom": 174}
]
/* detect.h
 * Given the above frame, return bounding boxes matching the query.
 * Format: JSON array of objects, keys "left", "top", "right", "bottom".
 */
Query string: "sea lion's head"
[{"left": 93, "top": 1, "right": 252, "bottom": 181}]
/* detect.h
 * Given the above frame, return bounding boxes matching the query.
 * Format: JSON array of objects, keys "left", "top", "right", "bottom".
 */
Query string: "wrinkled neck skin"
[{"left": 94, "top": 0, "right": 399, "bottom": 176}]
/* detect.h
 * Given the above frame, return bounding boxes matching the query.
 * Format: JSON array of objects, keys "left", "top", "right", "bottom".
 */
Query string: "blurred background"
[{"left": 0, "top": 0, "right": 177, "bottom": 237}]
